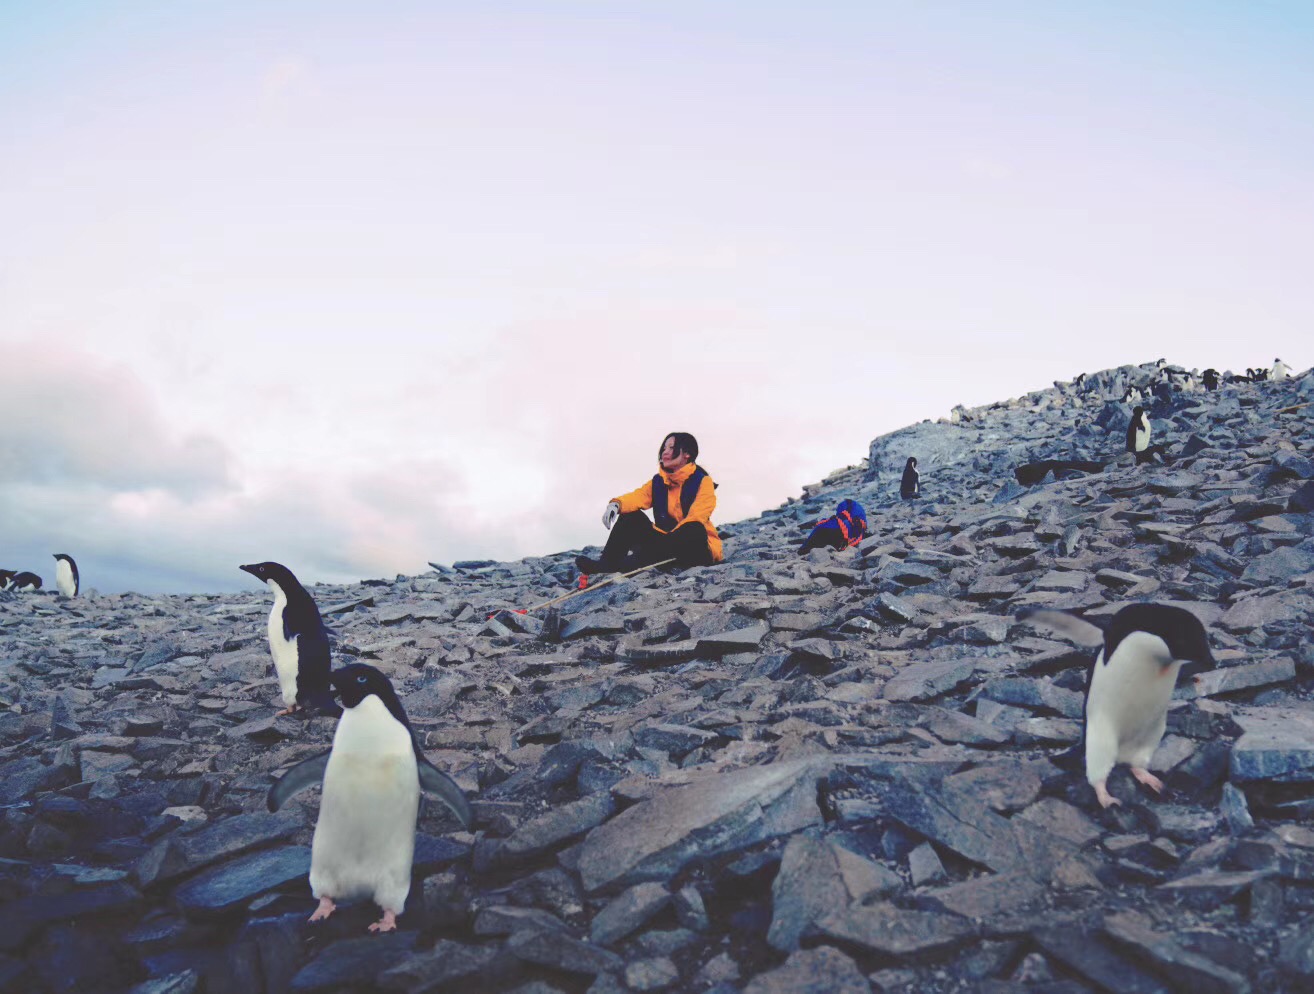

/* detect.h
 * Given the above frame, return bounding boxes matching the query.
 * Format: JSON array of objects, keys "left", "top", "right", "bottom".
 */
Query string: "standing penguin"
[
  {"left": 1201, "top": 368, "right": 1219, "bottom": 392},
  {"left": 267, "top": 663, "right": 473, "bottom": 932},
  {"left": 53, "top": 554, "right": 79, "bottom": 598},
  {"left": 1126, "top": 406, "right": 1150, "bottom": 460},
  {"left": 900, "top": 457, "right": 920, "bottom": 500},
  {"left": 1029, "top": 604, "right": 1213, "bottom": 809},
  {"left": 1271, "top": 358, "right": 1290, "bottom": 380},
  {"left": 239, "top": 561, "right": 339, "bottom": 716}
]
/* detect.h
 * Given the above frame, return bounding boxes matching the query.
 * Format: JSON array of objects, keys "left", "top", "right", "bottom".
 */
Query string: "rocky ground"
[{"left": 2, "top": 362, "right": 1313, "bottom": 994}]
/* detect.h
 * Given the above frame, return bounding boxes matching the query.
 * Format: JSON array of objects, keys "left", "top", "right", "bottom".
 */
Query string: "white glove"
[{"left": 603, "top": 502, "right": 621, "bottom": 530}]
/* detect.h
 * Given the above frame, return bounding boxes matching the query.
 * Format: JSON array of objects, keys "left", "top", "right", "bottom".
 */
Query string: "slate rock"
[
  {"left": 0, "top": 881, "right": 144, "bottom": 952},
  {"left": 1230, "top": 708, "right": 1314, "bottom": 783},
  {"left": 1032, "top": 926, "right": 1171, "bottom": 994},
  {"left": 498, "top": 791, "right": 616, "bottom": 863},
  {"left": 1278, "top": 921, "right": 1314, "bottom": 981},
  {"left": 378, "top": 940, "right": 500, "bottom": 992},
  {"left": 766, "top": 832, "right": 851, "bottom": 952},
  {"left": 174, "top": 846, "right": 311, "bottom": 919},
  {"left": 505, "top": 928, "right": 623, "bottom": 976},
  {"left": 920, "top": 871, "right": 1046, "bottom": 920},
  {"left": 743, "top": 946, "right": 868, "bottom": 994},
  {"left": 624, "top": 957, "right": 680, "bottom": 991},
  {"left": 1104, "top": 910, "right": 1251, "bottom": 994},
  {"left": 883, "top": 658, "right": 977, "bottom": 702},
  {"left": 577, "top": 759, "right": 822, "bottom": 892},
  {"left": 289, "top": 932, "right": 419, "bottom": 992},
  {"left": 591, "top": 882, "right": 671, "bottom": 947},
  {"left": 136, "top": 811, "right": 299, "bottom": 887},
  {"left": 816, "top": 902, "right": 976, "bottom": 957}
]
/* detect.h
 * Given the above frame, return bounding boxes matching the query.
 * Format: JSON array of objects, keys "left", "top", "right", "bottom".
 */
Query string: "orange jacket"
[{"left": 612, "top": 462, "right": 722, "bottom": 563}]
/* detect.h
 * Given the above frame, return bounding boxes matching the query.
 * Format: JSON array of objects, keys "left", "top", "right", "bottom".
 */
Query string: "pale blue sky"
[{"left": 2, "top": 2, "right": 1310, "bottom": 593}]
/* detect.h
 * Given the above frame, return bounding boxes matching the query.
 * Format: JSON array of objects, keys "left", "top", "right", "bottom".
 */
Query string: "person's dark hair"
[{"left": 660, "top": 432, "right": 699, "bottom": 462}]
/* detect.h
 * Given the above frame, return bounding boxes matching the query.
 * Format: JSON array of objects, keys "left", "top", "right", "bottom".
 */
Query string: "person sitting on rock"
[
  {"left": 799, "top": 499, "right": 867, "bottom": 553},
  {"left": 575, "top": 432, "right": 723, "bottom": 574},
  {"left": 900, "top": 457, "right": 920, "bottom": 500}
]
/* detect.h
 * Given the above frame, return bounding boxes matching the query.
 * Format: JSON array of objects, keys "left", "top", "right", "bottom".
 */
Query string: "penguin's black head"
[
  {"left": 53, "top": 553, "right": 71, "bottom": 562},
  {"left": 240, "top": 561, "right": 297, "bottom": 587},
  {"left": 1106, "top": 603, "right": 1215, "bottom": 677},
  {"left": 332, "top": 663, "right": 397, "bottom": 709}
]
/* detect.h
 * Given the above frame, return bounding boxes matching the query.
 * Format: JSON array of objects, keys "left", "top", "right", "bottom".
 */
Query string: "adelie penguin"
[
  {"left": 2, "top": 570, "right": 42, "bottom": 591},
  {"left": 240, "top": 561, "right": 340, "bottom": 717},
  {"left": 53, "top": 554, "right": 79, "bottom": 598},
  {"left": 1027, "top": 603, "right": 1214, "bottom": 809},
  {"left": 267, "top": 663, "right": 473, "bottom": 932}
]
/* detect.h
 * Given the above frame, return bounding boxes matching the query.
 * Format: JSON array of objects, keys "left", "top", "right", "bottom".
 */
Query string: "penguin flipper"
[
  {"left": 1016, "top": 608, "right": 1104, "bottom": 648},
  {"left": 418, "top": 758, "right": 473, "bottom": 830},
  {"left": 267, "top": 751, "right": 331, "bottom": 812}
]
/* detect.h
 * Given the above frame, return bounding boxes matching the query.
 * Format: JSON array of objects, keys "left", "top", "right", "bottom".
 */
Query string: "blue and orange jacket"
[{"left": 612, "top": 462, "right": 723, "bottom": 563}]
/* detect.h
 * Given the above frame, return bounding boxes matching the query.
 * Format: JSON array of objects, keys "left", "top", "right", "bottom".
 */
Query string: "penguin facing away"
[
  {"left": 267, "top": 663, "right": 473, "bottom": 932},
  {"left": 1126, "top": 406, "right": 1150, "bottom": 455},
  {"left": 1028, "top": 604, "right": 1214, "bottom": 809},
  {"left": 239, "top": 562, "right": 340, "bottom": 717},
  {"left": 53, "top": 554, "right": 79, "bottom": 598}
]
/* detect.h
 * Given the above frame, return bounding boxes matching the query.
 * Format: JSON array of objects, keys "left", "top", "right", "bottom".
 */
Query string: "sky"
[{"left": 1, "top": 1, "right": 1311, "bottom": 594}]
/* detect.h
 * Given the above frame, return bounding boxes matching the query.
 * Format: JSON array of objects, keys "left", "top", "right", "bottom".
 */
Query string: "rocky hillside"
[{"left": 2, "top": 362, "right": 1313, "bottom": 994}]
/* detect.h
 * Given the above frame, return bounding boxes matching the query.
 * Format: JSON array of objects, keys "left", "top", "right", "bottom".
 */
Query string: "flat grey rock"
[
  {"left": 173, "top": 846, "right": 311, "bottom": 919},
  {"left": 577, "top": 760, "right": 823, "bottom": 892}
]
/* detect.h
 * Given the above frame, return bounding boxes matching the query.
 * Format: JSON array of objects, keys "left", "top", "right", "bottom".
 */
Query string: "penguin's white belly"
[
  {"left": 266, "top": 592, "right": 300, "bottom": 707},
  {"left": 55, "top": 560, "right": 76, "bottom": 597},
  {"left": 1133, "top": 424, "right": 1150, "bottom": 452},
  {"left": 310, "top": 698, "right": 420, "bottom": 913},
  {"left": 1086, "top": 641, "right": 1180, "bottom": 768}
]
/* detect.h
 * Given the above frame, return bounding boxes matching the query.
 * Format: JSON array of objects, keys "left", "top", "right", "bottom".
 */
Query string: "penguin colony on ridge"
[
  {"left": 240, "top": 561, "right": 341, "bottom": 717},
  {"left": 6, "top": 358, "right": 1290, "bottom": 934},
  {"left": 267, "top": 663, "right": 472, "bottom": 932}
]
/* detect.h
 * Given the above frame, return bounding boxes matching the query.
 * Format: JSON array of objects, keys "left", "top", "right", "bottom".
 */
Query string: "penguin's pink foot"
[
  {"left": 275, "top": 705, "right": 299, "bottom": 717},
  {"left": 1094, "top": 781, "right": 1122, "bottom": 809},
  {"left": 368, "top": 910, "right": 398, "bottom": 933},
  {"left": 1131, "top": 767, "right": 1164, "bottom": 793},
  {"left": 309, "top": 897, "right": 336, "bottom": 922}
]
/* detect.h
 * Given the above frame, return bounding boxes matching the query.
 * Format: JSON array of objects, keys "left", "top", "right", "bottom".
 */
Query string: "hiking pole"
[{"left": 517, "top": 558, "right": 678, "bottom": 614}]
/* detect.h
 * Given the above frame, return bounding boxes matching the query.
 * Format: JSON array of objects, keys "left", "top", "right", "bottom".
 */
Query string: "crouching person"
[{"left": 576, "top": 432, "right": 723, "bottom": 574}]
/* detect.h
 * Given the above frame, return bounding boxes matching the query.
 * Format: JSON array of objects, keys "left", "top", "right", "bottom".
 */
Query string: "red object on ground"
[
  {"left": 515, "top": 609, "right": 527, "bottom": 614},
  {"left": 578, "top": 574, "right": 589, "bottom": 589}
]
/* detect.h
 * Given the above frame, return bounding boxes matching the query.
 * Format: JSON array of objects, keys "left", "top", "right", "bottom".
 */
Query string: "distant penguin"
[
  {"left": 1126, "top": 405, "right": 1150, "bottom": 456},
  {"left": 900, "top": 457, "right": 920, "bottom": 500},
  {"left": 0, "top": 569, "right": 13, "bottom": 591},
  {"left": 7, "top": 571, "right": 42, "bottom": 592},
  {"left": 1271, "top": 358, "right": 1290, "bottom": 380},
  {"left": 1201, "top": 368, "right": 1219, "bottom": 392},
  {"left": 267, "top": 663, "right": 473, "bottom": 932},
  {"left": 240, "top": 562, "right": 340, "bottom": 717},
  {"left": 1029, "top": 604, "right": 1213, "bottom": 809},
  {"left": 53, "top": 554, "right": 79, "bottom": 598}
]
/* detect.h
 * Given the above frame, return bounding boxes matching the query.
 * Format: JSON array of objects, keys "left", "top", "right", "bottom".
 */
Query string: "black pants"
[{"left": 601, "top": 512, "right": 713, "bottom": 571}]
